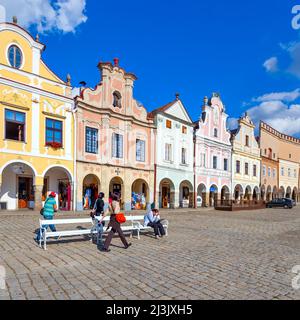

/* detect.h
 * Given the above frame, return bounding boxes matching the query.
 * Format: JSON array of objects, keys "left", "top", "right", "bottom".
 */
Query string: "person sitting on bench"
[{"left": 144, "top": 208, "right": 165, "bottom": 239}]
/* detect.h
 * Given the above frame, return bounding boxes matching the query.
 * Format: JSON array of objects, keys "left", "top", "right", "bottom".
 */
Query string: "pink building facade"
[
  {"left": 195, "top": 94, "right": 232, "bottom": 207},
  {"left": 75, "top": 59, "right": 155, "bottom": 211}
]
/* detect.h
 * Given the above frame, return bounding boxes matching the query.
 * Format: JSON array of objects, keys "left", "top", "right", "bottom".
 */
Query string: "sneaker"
[
  {"left": 155, "top": 235, "right": 160, "bottom": 239},
  {"left": 100, "top": 248, "right": 111, "bottom": 252},
  {"left": 125, "top": 243, "right": 132, "bottom": 249}
]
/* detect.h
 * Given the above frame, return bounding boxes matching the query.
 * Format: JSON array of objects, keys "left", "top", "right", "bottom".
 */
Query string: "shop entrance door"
[{"left": 18, "top": 177, "right": 34, "bottom": 209}]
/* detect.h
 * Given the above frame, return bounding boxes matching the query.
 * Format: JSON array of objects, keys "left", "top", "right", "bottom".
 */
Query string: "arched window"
[
  {"left": 8, "top": 45, "right": 22, "bottom": 69},
  {"left": 113, "top": 91, "right": 122, "bottom": 108}
]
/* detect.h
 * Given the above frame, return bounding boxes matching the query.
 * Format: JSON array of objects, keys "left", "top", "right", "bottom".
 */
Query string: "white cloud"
[
  {"left": 0, "top": 0, "right": 87, "bottom": 34},
  {"left": 253, "top": 89, "right": 300, "bottom": 103},
  {"left": 263, "top": 57, "right": 278, "bottom": 73},
  {"left": 227, "top": 117, "right": 238, "bottom": 130},
  {"left": 244, "top": 95, "right": 300, "bottom": 136}
]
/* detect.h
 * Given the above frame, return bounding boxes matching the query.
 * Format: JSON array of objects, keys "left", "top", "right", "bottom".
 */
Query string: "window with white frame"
[
  {"left": 236, "top": 160, "right": 241, "bottom": 174},
  {"left": 253, "top": 164, "right": 257, "bottom": 177},
  {"left": 85, "top": 127, "right": 98, "bottom": 154},
  {"left": 165, "top": 143, "right": 172, "bottom": 161},
  {"left": 263, "top": 165, "right": 266, "bottom": 176},
  {"left": 224, "top": 158, "right": 228, "bottom": 171},
  {"left": 213, "top": 156, "right": 218, "bottom": 169},
  {"left": 112, "top": 133, "right": 123, "bottom": 158},
  {"left": 288, "top": 168, "right": 291, "bottom": 177},
  {"left": 181, "top": 148, "right": 187, "bottom": 165},
  {"left": 294, "top": 169, "right": 297, "bottom": 178},
  {"left": 245, "top": 163, "right": 249, "bottom": 175},
  {"left": 136, "top": 139, "right": 145, "bottom": 162},
  {"left": 273, "top": 168, "right": 276, "bottom": 178},
  {"left": 281, "top": 167, "right": 284, "bottom": 176},
  {"left": 268, "top": 167, "right": 271, "bottom": 177}
]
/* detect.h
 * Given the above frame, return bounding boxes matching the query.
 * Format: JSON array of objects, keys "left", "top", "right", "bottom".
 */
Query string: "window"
[
  {"left": 136, "top": 139, "right": 145, "bottom": 162},
  {"left": 268, "top": 167, "right": 271, "bottom": 177},
  {"left": 46, "top": 118, "right": 62, "bottom": 146},
  {"left": 294, "top": 169, "right": 297, "bottom": 178},
  {"left": 245, "top": 135, "right": 249, "bottom": 147},
  {"left": 5, "top": 109, "right": 25, "bottom": 141},
  {"left": 253, "top": 165, "right": 257, "bottom": 177},
  {"left": 281, "top": 167, "right": 284, "bottom": 176},
  {"left": 213, "top": 156, "right": 218, "bottom": 169},
  {"left": 236, "top": 161, "right": 241, "bottom": 174},
  {"left": 8, "top": 45, "right": 22, "bottom": 69},
  {"left": 85, "top": 127, "right": 98, "bottom": 154},
  {"left": 214, "top": 128, "right": 218, "bottom": 138},
  {"left": 165, "top": 143, "right": 172, "bottom": 161},
  {"left": 268, "top": 148, "right": 272, "bottom": 158},
  {"left": 273, "top": 153, "right": 276, "bottom": 159},
  {"left": 289, "top": 154, "right": 292, "bottom": 159},
  {"left": 182, "top": 126, "right": 187, "bottom": 134},
  {"left": 181, "top": 148, "right": 187, "bottom": 164},
  {"left": 263, "top": 165, "right": 266, "bottom": 176},
  {"left": 273, "top": 169, "right": 276, "bottom": 178},
  {"left": 200, "top": 153, "right": 206, "bottom": 167},
  {"left": 112, "top": 133, "right": 123, "bottom": 158},
  {"left": 288, "top": 168, "right": 291, "bottom": 177},
  {"left": 224, "top": 158, "right": 228, "bottom": 171},
  {"left": 166, "top": 120, "right": 172, "bottom": 129},
  {"left": 113, "top": 91, "right": 122, "bottom": 108},
  {"left": 264, "top": 149, "right": 267, "bottom": 155},
  {"left": 245, "top": 163, "right": 249, "bottom": 175}
]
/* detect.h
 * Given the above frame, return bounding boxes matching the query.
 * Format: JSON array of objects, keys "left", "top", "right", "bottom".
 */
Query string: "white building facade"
[
  {"left": 149, "top": 96, "right": 195, "bottom": 209},
  {"left": 195, "top": 94, "right": 232, "bottom": 207},
  {"left": 231, "top": 113, "right": 261, "bottom": 201}
]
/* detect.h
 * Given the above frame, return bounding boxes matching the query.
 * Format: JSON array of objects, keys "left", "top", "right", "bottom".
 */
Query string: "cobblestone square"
[{"left": 1, "top": 208, "right": 300, "bottom": 300}]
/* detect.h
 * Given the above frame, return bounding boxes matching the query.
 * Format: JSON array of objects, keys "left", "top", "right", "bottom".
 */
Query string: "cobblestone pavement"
[{"left": 1, "top": 207, "right": 300, "bottom": 300}]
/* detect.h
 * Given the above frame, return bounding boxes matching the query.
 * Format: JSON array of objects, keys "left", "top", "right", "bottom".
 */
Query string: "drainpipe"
[
  {"left": 72, "top": 106, "right": 77, "bottom": 212},
  {"left": 193, "top": 131, "right": 196, "bottom": 209}
]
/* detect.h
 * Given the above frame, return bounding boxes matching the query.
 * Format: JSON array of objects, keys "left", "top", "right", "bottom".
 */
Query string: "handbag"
[
  {"left": 115, "top": 213, "right": 126, "bottom": 224},
  {"left": 40, "top": 198, "right": 49, "bottom": 216}
]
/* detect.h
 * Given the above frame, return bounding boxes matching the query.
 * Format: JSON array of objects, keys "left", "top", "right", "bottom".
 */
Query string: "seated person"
[{"left": 144, "top": 208, "right": 166, "bottom": 239}]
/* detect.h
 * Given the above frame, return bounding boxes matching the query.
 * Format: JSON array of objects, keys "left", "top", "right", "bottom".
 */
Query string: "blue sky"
[{"left": 2, "top": 0, "right": 300, "bottom": 135}]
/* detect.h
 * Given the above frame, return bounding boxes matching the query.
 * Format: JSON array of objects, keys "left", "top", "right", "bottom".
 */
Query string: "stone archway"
[
  {"left": 292, "top": 187, "right": 298, "bottom": 202},
  {"left": 209, "top": 185, "right": 218, "bottom": 207},
  {"left": 109, "top": 176, "right": 124, "bottom": 208},
  {"left": 159, "top": 178, "right": 175, "bottom": 209},
  {"left": 221, "top": 185, "right": 230, "bottom": 204},
  {"left": 253, "top": 186, "right": 260, "bottom": 201},
  {"left": 82, "top": 174, "right": 100, "bottom": 210},
  {"left": 43, "top": 166, "right": 73, "bottom": 211},
  {"left": 131, "top": 179, "right": 149, "bottom": 210},
  {"left": 0, "top": 161, "right": 36, "bottom": 210},
  {"left": 286, "top": 186, "right": 292, "bottom": 199},
  {"left": 179, "top": 180, "right": 194, "bottom": 208},
  {"left": 197, "top": 183, "right": 207, "bottom": 207},
  {"left": 234, "top": 184, "right": 243, "bottom": 202},
  {"left": 244, "top": 186, "right": 252, "bottom": 201}
]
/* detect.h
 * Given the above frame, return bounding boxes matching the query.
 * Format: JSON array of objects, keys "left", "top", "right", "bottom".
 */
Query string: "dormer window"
[
  {"left": 113, "top": 91, "right": 122, "bottom": 108},
  {"left": 8, "top": 45, "right": 22, "bottom": 69}
]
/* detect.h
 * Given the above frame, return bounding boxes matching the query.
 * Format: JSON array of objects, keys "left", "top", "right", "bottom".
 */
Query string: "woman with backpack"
[
  {"left": 35, "top": 191, "right": 58, "bottom": 243},
  {"left": 99, "top": 193, "right": 131, "bottom": 252},
  {"left": 91, "top": 192, "right": 106, "bottom": 245}
]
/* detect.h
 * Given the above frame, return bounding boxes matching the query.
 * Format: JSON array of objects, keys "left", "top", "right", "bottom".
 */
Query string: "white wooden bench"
[
  {"left": 94, "top": 215, "right": 169, "bottom": 240},
  {"left": 39, "top": 214, "right": 169, "bottom": 250}
]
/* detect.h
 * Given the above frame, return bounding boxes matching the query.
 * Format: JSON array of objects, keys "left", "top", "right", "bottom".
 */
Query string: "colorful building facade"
[
  {"left": 0, "top": 20, "right": 74, "bottom": 210},
  {"left": 194, "top": 94, "right": 232, "bottom": 207},
  {"left": 75, "top": 59, "right": 155, "bottom": 211},
  {"left": 231, "top": 113, "right": 261, "bottom": 201},
  {"left": 259, "top": 121, "right": 300, "bottom": 202},
  {"left": 148, "top": 95, "right": 194, "bottom": 209}
]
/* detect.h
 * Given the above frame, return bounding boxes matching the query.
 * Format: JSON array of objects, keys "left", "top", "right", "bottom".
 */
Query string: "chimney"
[
  {"left": 175, "top": 93, "right": 180, "bottom": 100},
  {"left": 12, "top": 16, "right": 17, "bottom": 24}
]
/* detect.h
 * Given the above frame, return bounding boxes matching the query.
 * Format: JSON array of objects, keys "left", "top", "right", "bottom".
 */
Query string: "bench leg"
[
  {"left": 137, "top": 230, "right": 140, "bottom": 240},
  {"left": 43, "top": 234, "right": 47, "bottom": 250},
  {"left": 165, "top": 227, "right": 168, "bottom": 237}
]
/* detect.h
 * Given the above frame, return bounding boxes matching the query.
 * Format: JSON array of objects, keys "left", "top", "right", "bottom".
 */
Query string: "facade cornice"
[
  {"left": 76, "top": 101, "right": 156, "bottom": 129},
  {"left": 0, "top": 77, "right": 73, "bottom": 104}
]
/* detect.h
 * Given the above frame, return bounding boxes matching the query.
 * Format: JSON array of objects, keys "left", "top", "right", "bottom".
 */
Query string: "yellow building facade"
[{"left": 0, "top": 20, "right": 75, "bottom": 210}]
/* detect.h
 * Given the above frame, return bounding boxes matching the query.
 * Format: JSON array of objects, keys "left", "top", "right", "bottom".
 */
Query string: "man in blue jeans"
[
  {"left": 144, "top": 208, "right": 166, "bottom": 239},
  {"left": 35, "top": 191, "right": 58, "bottom": 243}
]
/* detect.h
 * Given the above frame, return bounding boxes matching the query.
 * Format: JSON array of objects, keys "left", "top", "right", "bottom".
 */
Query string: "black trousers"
[
  {"left": 147, "top": 221, "right": 165, "bottom": 236},
  {"left": 103, "top": 215, "right": 128, "bottom": 249}
]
